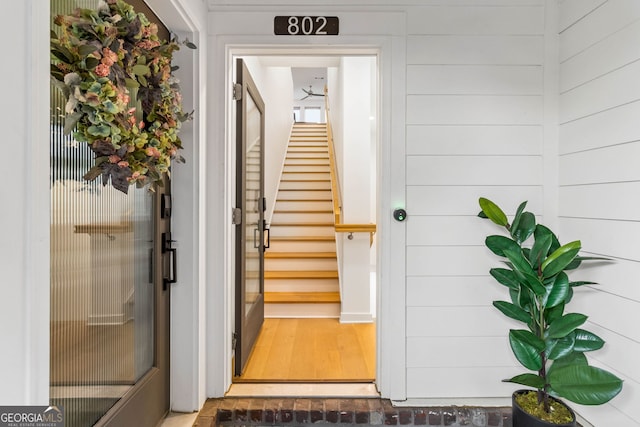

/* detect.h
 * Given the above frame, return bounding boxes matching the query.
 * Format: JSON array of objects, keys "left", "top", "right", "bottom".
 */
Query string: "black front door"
[{"left": 234, "top": 58, "right": 267, "bottom": 376}]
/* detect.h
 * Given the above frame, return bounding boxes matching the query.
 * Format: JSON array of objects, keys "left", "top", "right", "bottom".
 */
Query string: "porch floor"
[{"left": 192, "top": 396, "right": 516, "bottom": 427}]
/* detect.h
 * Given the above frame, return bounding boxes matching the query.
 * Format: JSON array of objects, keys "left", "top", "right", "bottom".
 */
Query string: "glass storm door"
[
  {"left": 50, "top": 2, "right": 171, "bottom": 425},
  {"left": 234, "top": 58, "right": 267, "bottom": 376}
]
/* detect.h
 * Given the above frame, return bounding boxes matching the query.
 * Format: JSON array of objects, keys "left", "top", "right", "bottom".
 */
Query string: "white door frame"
[{"left": 206, "top": 22, "right": 407, "bottom": 400}]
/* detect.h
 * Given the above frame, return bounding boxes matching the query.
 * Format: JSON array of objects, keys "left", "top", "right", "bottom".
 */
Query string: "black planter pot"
[{"left": 512, "top": 390, "right": 576, "bottom": 427}]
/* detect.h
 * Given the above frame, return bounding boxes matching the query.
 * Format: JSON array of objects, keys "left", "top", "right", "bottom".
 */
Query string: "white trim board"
[{"left": 207, "top": 18, "right": 407, "bottom": 400}]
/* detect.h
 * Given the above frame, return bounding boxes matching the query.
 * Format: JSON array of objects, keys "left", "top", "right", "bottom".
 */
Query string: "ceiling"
[{"left": 257, "top": 56, "right": 340, "bottom": 102}]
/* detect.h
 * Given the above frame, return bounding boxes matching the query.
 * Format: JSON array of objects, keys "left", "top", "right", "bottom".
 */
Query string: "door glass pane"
[
  {"left": 244, "top": 90, "right": 262, "bottom": 316},
  {"left": 50, "top": 1, "right": 154, "bottom": 425}
]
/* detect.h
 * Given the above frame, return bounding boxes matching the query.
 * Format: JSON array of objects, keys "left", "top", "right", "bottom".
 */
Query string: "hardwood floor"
[{"left": 236, "top": 318, "right": 375, "bottom": 382}]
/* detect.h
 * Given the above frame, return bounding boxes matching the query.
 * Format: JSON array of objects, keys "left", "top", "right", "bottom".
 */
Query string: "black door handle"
[{"left": 162, "top": 232, "right": 177, "bottom": 290}]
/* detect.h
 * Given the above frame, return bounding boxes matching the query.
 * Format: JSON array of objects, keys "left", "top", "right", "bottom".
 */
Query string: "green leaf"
[
  {"left": 493, "top": 301, "right": 531, "bottom": 323},
  {"left": 479, "top": 197, "right": 509, "bottom": 227},
  {"left": 133, "top": 64, "right": 151, "bottom": 76},
  {"left": 570, "top": 281, "right": 598, "bottom": 287},
  {"left": 510, "top": 201, "right": 528, "bottom": 238},
  {"left": 83, "top": 165, "right": 103, "bottom": 182},
  {"left": 509, "top": 329, "right": 544, "bottom": 371},
  {"left": 535, "top": 224, "right": 560, "bottom": 253},
  {"left": 503, "top": 248, "right": 535, "bottom": 277},
  {"left": 485, "top": 235, "right": 520, "bottom": 257},
  {"left": 125, "top": 78, "right": 140, "bottom": 89},
  {"left": 548, "top": 351, "right": 588, "bottom": 376},
  {"left": 503, "top": 248, "right": 546, "bottom": 296},
  {"left": 490, "top": 268, "right": 520, "bottom": 289},
  {"left": 545, "top": 272, "right": 570, "bottom": 308},
  {"left": 548, "top": 365, "right": 623, "bottom": 405},
  {"left": 505, "top": 373, "right": 546, "bottom": 389},
  {"left": 78, "top": 44, "right": 98, "bottom": 56},
  {"left": 529, "top": 233, "right": 552, "bottom": 270},
  {"left": 63, "top": 111, "right": 83, "bottom": 135},
  {"left": 87, "top": 124, "right": 111, "bottom": 137},
  {"left": 541, "top": 240, "right": 581, "bottom": 278},
  {"left": 548, "top": 313, "right": 588, "bottom": 339},
  {"left": 185, "top": 41, "right": 197, "bottom": 49},
  {"left": 512, "top": 212, "right": 536, "bottom": 245},
  {"left": 573, "top": 329, "right": 605, "bottom": 352},
  {"left": 85, "top": 56, "right": 99, "bottom": 69},
  {"left": 544, "top": 303, "right": 565, "bottom": 325},
  {"left": 546, "top": 333, "right": 575, "bottom": 360}
]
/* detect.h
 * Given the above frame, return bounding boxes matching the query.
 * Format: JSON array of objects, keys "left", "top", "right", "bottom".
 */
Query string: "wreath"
[{"left": 51, "top": 0, "right": 195, "bottom": 193}]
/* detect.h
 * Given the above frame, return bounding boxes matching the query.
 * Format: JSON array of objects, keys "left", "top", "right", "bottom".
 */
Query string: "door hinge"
[
  {"left": 232, "top": 207, "right": 242, "bottom": 225},
  {"left": 232, "top": 83, "right": 242, "bottom": 100}
]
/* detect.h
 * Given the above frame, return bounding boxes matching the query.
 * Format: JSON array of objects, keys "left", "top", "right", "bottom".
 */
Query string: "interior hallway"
[{"left": 236, "top": 318, "right": 375, "bottom": 382}]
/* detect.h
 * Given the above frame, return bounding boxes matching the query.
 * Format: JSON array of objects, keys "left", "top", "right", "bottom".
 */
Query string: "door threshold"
[{"left": 225, "top": 382, "right": 380, "bottom": 397}]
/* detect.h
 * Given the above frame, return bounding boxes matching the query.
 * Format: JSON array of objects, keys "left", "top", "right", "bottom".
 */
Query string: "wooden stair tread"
[
  {"left": 271, "top": 222, "right": 334, "bottom": 227},
  {"left": 274, "top": 210, "right": 333, "bottom": 214},
  {"left": 270, "top": 236, "right": 335, "bottom": 241},
  {"left": 265, "top": 270, "right": 338, "bottom": 279},
  {"left": 265, "top": 252, "right": 336, "bottom": 259},
  {"left": 264, "top": 291, "right": 340, "bottom": 304}
]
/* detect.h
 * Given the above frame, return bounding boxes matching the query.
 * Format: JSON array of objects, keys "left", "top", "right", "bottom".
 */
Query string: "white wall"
[
  {"left": 558, "top": 1, "right": 640, "bottom": 425},
  {"left": 404, "top": 3, "right": 546, "bottom": 400},
  {"left": 0, "top": 0, "right": 50, "bottom": 405}
]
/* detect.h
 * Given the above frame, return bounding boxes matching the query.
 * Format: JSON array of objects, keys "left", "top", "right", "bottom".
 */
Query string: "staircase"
[{"left": 265, "top": 122, "right": 340, "bottom": 318}]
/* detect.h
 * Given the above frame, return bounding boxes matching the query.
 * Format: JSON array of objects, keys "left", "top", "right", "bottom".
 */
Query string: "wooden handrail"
[
  {"left": 324, "top": 86, "right": 342, "bottom": 226},
  {"left": 324, "top": 87, "right": 376, "bottom": 245},
  {"left": 334, "top": 224, "right": 377, "bottom": 233}
]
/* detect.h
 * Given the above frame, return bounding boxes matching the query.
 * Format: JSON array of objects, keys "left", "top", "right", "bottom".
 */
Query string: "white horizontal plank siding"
[
  {"left": 407, "top": 337, "right": 515, "bottom": 368},
  {"left": 407, "top": 306, "right": 517, "bottom": 337},
  {"left": 403, "top": 0, "right": 547, "bottom": 403},
  {"left": 407, "top": 156, "right": 542, "bottom": 186},
  {"left": 558, "top": 0, "right": 607, "bottom": 32},
  {"left": 407, "top": 216, "right": 508, "bottom": 247},
  {"left": 567, "top": 257, "right": 640, "bottom": 302},
  {"left": 407, "top": 65, "right": 542, "bottom": 95},
  {"left": 407, "top": 35, "right": 544, "bottom": 65},
  {"left": 406, "top": 367, "right": 520, "bottom": 398},
  {"left": 406, "top": 125, "right": 542, "bottom": 155},
  {"left": 407, "top": 6, "right": 544, "bottom": 35},
  {"left": 559, "top": 142, "right": 640, "bottom": 185},
  {"left": 407, "top": 246, "right": 495, "bottom": 277},
  {"left": 559, "top": 217, "right": 640, "bottom": 263},
  {"left": 406, "top": 276, "right": 505, "bottom": 308},
  {"left": 559, "top": 0, "right": 640, "bottom": 62},
  {"left": 559, "top": 182, "right": 640, "bottom": 221},
  {"left": 408, "top": 95, "right": 543, "bottom": 125},
  {"left": 559, "top": 101, "right": 640, "bottom": 155},
  {"left": 560, "top": 60, "right": 640, "bottom": 123},
  {"left": 560, "top": 19, "right": 640, "bottom": 93},
  {"left": 406, "top": 186, "right": 543, "bottom": 216}
]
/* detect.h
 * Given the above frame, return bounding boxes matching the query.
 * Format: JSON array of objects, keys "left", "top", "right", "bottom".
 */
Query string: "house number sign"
[{"left": 274, "top": 16, "right": 339, "bottom": 35}]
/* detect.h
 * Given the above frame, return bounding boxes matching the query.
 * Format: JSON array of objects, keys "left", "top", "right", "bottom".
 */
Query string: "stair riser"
[
  {"left": 270, "top": 226, "right": 335, "bottom": 237},
  {"left": 282, "top": 165, "right": 330, "bottom": 173},
  {"left": 285, "top": 161, "right": 330, "bottom": 168},
  {"left": 274, "top": 200, "right": 333, "bottom": 211},
  {"left": 265, "top": 303, "right": 340, "bottom": 319},
  {"left": 272, "top": 212, "right": 334, "bottom": 223},
  {"left": 276, "top": 190, "right": 332, "bottom": 201},
  {"left": 265, "top": 278, "right": 339, "bottom": 293},
  {"left": 265, "top": 258, "right": 338, "bottom": 271},
  {"left": 278, "top": 181, "right": 331, "bottom": 190},
  {"left": 281, "top": 172, "right": 329, "bottom": 180},
  {"left": 286, "top": 146, "right": 328, "bottom": 151},
  {"left": 268, "top": 241, "right": 336, "bottom": 252},
  {"left": 286, "top": 152, "right": 329, "bottom": 158}
]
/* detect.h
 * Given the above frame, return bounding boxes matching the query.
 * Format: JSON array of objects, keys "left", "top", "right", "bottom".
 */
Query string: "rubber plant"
[{"left": 478, "top": 197, "right": 623, "bottom": 423}]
